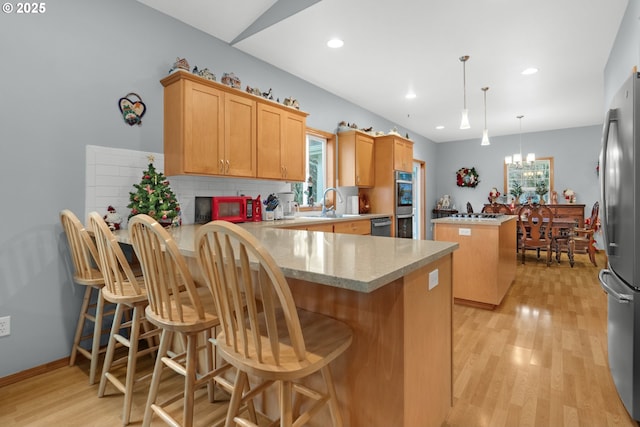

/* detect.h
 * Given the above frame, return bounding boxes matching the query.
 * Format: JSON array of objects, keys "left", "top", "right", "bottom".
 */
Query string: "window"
[
  {"left": 292, "top": 133, "right": 326, "bottom": 207},
  {"left": 504, "top": 157, "right": 554, "bottom": 204}
]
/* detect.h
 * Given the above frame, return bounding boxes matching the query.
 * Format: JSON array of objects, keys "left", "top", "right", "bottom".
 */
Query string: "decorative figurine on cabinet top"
[
  {"left": 283, "top": 97, "right": 300, "bottom": 109},
  {"left": 169, "top": 57, "right": 190, "bottom": 74},
  {"left": 192, "top": 66, "right": 216, "bottom": 81},
  {"left": 221, "top": 72, "right": 242, "bottom": 89}
]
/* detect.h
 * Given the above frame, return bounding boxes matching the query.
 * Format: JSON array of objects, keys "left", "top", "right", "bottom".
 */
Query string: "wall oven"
[{"left": 395, "top": 171, "right": 413, "bottom": 238}]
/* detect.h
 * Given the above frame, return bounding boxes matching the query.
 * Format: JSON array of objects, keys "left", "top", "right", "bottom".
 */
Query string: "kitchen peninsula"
[
  {"left": 115, "top": 218, "right": 458, "bottom": 427},
  {"left": 432, "top": 214, "right": 517, "bottom": 309}
]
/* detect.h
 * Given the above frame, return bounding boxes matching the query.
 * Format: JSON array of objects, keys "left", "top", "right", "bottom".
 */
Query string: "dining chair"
[
  {"left": 128, "top": 214, "right": 245, "bottom": 427},
  {"left": 482, "top": 203, "right": 512, "bottom": 214},
  {"left": 466, "top": 201, "right": 474, "bottom": 213},
  {"left": 567, "top": 201, "right": 599, "bottom": 266},
  {"left": 517, "top": 204, "right": 554, "bottom": 266},
  {"left": 195, "top": 220, "right": 353, "bottom": 427},
  {"left": 88, "top": 211, "right": 161, "bottom": 425},
  {"left": 60, "top": 209, "right": 112, "bottom": 385}
]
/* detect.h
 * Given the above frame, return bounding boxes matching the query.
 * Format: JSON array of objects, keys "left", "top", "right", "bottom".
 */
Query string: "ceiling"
[{"left": 136, "top": 0, "right": 628, "bottom": 143}]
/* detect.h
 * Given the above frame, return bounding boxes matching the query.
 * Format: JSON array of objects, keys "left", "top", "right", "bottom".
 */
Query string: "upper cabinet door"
[
  {"left": 338, "top": 130, "right": 375, "bottom": 187},
  {"left": 225, "top": 93, "right": 256, "bottom": 177},
  {"left": 283, "top": 112, "right": 306, "bottom": 182},
  {"left": 393, "top": 139, "right": 413, "bottom": 172},
  {"left": 355, "top": 134, "right": 375, "bottom": 187},
  {"left": 163, "top": 77, "right": 224, "bottom": 176},
  {"left": 257, "top": 102, "right": 307, "bottom": 181},
  {"left": 256, "top": 102, "right": 284, "bottom": 180}
]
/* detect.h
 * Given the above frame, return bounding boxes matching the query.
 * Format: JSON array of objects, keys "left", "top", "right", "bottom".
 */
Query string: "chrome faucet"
[{"left": 321, "top": 187, "right": 343, "bottom": 217}]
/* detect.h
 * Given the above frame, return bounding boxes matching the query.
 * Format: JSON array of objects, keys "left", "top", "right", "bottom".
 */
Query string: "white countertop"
[{"left": 115, "top": 217, "right": 458, "bottom": 294}]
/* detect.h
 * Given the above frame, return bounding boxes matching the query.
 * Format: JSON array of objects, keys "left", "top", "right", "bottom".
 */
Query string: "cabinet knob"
[
  {"left": 219, "top": 159, "right": 224, "bottom": 173},
  {"left": 226, "top": 160, "right": 230, "bottom": 173}
]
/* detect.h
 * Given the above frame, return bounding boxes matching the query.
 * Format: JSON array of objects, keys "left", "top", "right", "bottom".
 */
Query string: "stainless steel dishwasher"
[{"left": 370, "top": 217, "right": 392, "bottom": 237}]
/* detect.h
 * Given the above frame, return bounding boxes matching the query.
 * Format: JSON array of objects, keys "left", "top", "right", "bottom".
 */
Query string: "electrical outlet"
[
  {"left": 0, "top": 316, "right": 10, "bottom": 337},
  {"left": 428, "top": 269, "right": 439, "bottom": 290}
]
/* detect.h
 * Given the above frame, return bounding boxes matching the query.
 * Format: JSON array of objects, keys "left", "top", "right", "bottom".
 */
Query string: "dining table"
[{"left": 518, "top": 216, "right": 578, "bottom": 266}]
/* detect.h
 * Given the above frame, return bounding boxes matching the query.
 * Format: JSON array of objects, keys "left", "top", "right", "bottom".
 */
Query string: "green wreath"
[{"left": 456, "top": 167, "right": 480, "bottom": 188}]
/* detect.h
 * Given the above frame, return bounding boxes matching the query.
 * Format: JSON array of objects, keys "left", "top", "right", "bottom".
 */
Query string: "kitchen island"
[
  {"left": 432, "top": 215, "right": 517, "bottom": 309},
  {"left": 115, "top": 220, "right": 457, "bottom": 427}
]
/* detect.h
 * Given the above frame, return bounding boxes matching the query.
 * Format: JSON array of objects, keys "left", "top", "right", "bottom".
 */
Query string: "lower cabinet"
[
  {"left": 333, "top": 220, "right": 370, "bottom": 235},
  {"left": 286, "top": 219, "right": 371, "bottom": 235}
]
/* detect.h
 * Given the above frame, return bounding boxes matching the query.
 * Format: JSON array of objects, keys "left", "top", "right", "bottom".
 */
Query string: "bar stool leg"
[{"left": 88, "top": 287, "right": 105, "bottom": 385}]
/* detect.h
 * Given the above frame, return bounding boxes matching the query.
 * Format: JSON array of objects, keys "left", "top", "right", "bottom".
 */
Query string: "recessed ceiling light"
[
  {"left": 327, "top": 38, "right": 344, "bottom": 48},
  {"left": 435, "top": 125, "right": 445, "bottom": 130},
  {"left": 405, "top": 92, "right": 417, "bottom": 99},
  {"left": 521, "top": 67, "right": 539, "bottom": 75}
]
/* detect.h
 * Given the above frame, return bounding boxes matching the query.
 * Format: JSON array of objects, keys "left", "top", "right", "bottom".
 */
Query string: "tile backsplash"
[{"left": 85, "top": 145, "right": 290, "bottom": 227}]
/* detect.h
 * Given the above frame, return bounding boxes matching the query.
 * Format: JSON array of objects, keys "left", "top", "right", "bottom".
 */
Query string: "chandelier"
[{"left": 505, "top": 115, "right": 535, "bottom": 167}]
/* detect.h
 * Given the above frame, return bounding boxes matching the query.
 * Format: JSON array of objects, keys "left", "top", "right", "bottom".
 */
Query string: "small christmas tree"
[{"left": 128, "top": 155, "right": 181, "bottom": 225}]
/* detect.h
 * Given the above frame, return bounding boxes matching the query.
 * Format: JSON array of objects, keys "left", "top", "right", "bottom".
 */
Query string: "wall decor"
[
  {"left": 456, "top": 167, "right": 480, "bottom": 188},
  {"left": 118, "top": 92, "right": 146, "bottom": 126}
]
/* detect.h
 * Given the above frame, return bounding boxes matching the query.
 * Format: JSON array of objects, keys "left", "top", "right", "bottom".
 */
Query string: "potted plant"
[
  {"left": 510, "top": 180, "right": 523, "bottom": 204},
  {"left": 535, "top": 181, "right": 548, "bottom": 204}
]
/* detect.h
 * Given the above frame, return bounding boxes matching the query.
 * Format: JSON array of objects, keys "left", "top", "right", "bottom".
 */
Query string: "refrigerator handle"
[
  {"left": 599, "top": 108, "right": 618, "bottom": 258},
  {"left": 599, "top": 269, "right": 632, "bottom": 303}
]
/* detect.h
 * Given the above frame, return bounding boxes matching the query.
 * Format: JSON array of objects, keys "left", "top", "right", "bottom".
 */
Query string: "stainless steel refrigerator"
[{"left": 599, "top": 71, "right": 640, "bottom": 421}]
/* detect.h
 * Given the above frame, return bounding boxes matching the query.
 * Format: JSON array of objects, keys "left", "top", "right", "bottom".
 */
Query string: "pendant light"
[
  {"left": 481, "top": 87, "right": 490, "bottom": 146},
  {"left": 505, "top": 115, "right": 535, "bottom": 166},
  {"left": 459, "top": 55, "right": 470, "bottom": 129}
]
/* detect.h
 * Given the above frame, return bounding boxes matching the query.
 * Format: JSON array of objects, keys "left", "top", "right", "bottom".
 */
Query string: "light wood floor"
[
  {"left": 445, "top": 252, "right": 638, "bottom": 427},
  {"left": 1, "top": 252, "right": 638, "bottom": 426}
]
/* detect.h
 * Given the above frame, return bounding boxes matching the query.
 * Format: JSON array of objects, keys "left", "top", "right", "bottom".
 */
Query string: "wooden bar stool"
[
  {"left": 60, "top": 209, "right": 112, "bottom": 385},
  {"left": 88, "top": 212, "right": 161, "bottom": 425},
  {"left": 128, "top": 214, "right": 251, "bottom": 427},
  {"left": 195, "top": 221, "right": 353, "bottom": 427}
]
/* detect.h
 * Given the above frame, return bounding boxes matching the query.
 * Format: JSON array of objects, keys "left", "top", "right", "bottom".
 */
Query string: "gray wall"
[
  {"left": 433, "top": 125, "right": 602, "bottom": 224},
  {"left": 0, "top": 0, "right": 637, "bottom": 378},
  {"left": 0, "top": 0, "right": 435, "bottom": 377}
]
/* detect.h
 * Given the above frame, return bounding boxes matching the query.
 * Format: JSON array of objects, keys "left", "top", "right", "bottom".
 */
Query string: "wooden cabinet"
[
  {"left": 224, "top": 93, "right": 257, "bottom": 177},
  {"left": 257, "top": 102, "right": 307, "bottom": 181},
  {"left": 374, "top": 135, "right": 413, "bottom": 173},
  {"left": 285, "top": 218, "right": 371, "bottom": 235},
  {"left": 333, "top": 219, "right": 370, "bottom": 235},
  {"left": 289, "top": 223, "right": 335, "bottom": 232},
  {"left": 364, "top": 134, "right": 413, "bottom": 217},
  {"left": 483, "top": 203, "right": 586, "bottom": 227},
  {"left": 163, "top": 74, "right": 224, "bottom": 176},
  {"left": 338, "top": 130, "right": 374, "bottom": 187},
  {"left": 161, "top": 70, "right": 306, "bottom": 181},
  {"left": 547, "top": 204, "right": 586, "bottom": 227},
  {"left": 433, "top": 218, "right": 517, "bottom": 309}
]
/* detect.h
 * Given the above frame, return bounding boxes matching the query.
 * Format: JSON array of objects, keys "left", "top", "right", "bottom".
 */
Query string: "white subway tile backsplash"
[{"left": 86, "top": 145, "right": 291, "bottom": 227}]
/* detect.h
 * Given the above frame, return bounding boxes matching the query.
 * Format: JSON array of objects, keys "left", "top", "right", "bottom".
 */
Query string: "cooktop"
[{"left": 449, "top": 213, "right": 505, "bottom": 221}]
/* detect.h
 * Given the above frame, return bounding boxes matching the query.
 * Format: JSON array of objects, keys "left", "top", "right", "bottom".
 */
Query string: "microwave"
[{"left": 211, "top": 196, "right": 253, "bottom": 223}]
